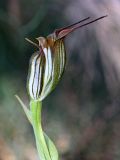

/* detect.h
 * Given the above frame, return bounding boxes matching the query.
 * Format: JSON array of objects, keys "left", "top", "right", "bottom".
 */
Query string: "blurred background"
[{"left": 0, "top": 0, "right": 120, "bottom": 159}]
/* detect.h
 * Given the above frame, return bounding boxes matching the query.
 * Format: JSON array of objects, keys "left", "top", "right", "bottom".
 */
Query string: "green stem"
[{"left": 30, "top": 100, "right": 51, "bottom": 160}]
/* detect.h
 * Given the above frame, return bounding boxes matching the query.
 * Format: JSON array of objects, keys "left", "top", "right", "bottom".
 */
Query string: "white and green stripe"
[{"left": 27, "top": 39, "right": 66, "bottom": 101}]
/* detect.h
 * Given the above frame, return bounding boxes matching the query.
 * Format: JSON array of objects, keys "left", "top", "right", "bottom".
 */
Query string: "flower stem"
[{"left": 30, "top": 100, "right": 51, "bottom": 160}]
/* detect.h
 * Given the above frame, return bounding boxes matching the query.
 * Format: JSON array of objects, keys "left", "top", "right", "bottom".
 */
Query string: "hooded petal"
[{"left": 27, "top": 39, "right": 66, "bottom": 101}]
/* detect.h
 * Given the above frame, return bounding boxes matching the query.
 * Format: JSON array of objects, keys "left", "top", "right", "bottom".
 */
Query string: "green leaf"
[
  {"left": 44, "top": 133, "right": 59, "bottom": 160},
  {"left": 15, "top": 95, "right": 32, "bottom": 124}
]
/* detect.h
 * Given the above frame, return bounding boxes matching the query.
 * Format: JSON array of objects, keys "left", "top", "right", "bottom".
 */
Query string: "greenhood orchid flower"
[{"left": 27, "top": 15, "right": 107, "bottom": 101}]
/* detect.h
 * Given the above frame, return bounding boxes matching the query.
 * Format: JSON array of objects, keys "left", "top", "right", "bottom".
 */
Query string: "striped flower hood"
[{"left": 27, "top": 37, "right": 66, "bottom": 101}]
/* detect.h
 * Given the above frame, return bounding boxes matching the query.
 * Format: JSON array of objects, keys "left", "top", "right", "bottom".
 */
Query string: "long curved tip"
[{"left": 55, "top": 15, "right": 108, "bottom": 39}]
